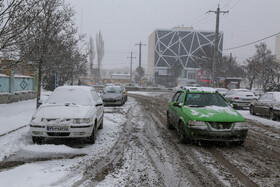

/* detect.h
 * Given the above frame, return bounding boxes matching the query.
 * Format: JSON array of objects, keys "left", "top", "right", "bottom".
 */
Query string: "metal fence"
[{"left": 0, "top": 74, "right": 34, "bottom": 93}]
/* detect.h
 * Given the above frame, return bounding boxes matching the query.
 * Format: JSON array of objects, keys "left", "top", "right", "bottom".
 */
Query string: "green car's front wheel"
[
  {"left": 167, "top": 113, "right": 174, "bottom": 130},
  {"left": 178, "top": 121, "right": 187, "bottom": 143}
]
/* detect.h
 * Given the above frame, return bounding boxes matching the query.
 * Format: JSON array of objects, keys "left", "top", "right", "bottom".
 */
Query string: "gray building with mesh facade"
[{"left": 147, "top": 27, "right": 223, "bottom": 87}]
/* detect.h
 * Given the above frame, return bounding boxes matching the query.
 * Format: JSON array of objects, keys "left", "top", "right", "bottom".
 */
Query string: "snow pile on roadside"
[
  {"left": 128, "top": 91, "right": 166, "bottom": 97},
  {"left": 238, "top": 110, "right": 280, "bottom": 130}
]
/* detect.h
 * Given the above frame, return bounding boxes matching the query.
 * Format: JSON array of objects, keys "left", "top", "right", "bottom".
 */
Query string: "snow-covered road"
[{"left": 0, "top": 91, "right": 279, "bottom": 186}]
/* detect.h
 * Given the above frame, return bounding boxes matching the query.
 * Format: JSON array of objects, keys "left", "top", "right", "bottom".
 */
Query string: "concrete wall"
[
  {"left": 0, "top": 91, "right": 36, "bottom": 104},
  {"left": 276, "top": 35, "right": 280, "bottom": 61}
]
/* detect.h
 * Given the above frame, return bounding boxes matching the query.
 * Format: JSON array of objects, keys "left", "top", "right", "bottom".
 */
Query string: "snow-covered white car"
[
  {"left": 224, "top": 89, "right": 258, "bottom": 109},
  {"left": 29, "top": 86, "right": 104, "bottom": 144},
  {"left": 173, "top": 85, "right": 185, "bottom": 92}
]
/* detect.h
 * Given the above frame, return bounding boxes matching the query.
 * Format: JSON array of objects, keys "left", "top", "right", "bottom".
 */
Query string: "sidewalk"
[
  {"left": 0, "top": 99, "right": 36, "bottom": 135},
  {"left": 0, "top": 91, "right": 52, "bottom": 135}
]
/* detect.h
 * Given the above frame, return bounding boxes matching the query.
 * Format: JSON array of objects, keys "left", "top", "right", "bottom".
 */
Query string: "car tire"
[
  {"left": 236, "top": 141, "right": 245, "bottom": 146},
  {"left": 98, "top": 118, "right": 103, "bottom": 129},
  {"left": 178, "top": 122, "right": 187, "bottom": 144},
  {"left": 269, "top": 109, "right": 276, "bottom": 121},
  {"left": 167, "top": 113, "right": 174, "bottom": 130},
  {"left": 250, "top": 106, "right": 255, "bottom": 115},
  {"left": 32, "top": 136, "right": 44, "bottom": 144},
  {"left": 88, "top": 126, "right": 96, "bottom": 144}
]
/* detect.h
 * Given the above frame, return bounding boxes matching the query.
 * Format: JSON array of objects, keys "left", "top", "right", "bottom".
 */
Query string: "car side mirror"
[
  {"left": 231, "top": 103, "right": 238, "bottom": 109},
  {"left": 173, "top": 102, "right": 182, "bottom": 107}
]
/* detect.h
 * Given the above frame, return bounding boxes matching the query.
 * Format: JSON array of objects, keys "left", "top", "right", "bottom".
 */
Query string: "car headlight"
[
  {"left": 73, "top": 118, "right": 91, "bottom": 124},
  {"left": 234, "top": 122, "right": 248, "bottom": 129},
  {"left": 188, "top": 120, "right": 206, "bottom": 126},
  {"left": 30, "top": 117, "right": 43, "bottom": 124},
  {"left": 116, "top": 96, "right": 122, "bottom": 100}
]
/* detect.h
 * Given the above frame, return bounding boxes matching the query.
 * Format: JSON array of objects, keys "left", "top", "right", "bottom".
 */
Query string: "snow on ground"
[
  {"left": 128, "top": 91, "right": 167, "bottom": 97},
  {"left": 0, "top": 94, "right": 135, "bottom": 187},
  {"left": 0, "top": 90, "right": 52, "bottom": 135},
  {"left": 1, "top": 90, "right": 280, "bottom": 186},
  {"left": 0, "top": 99, "right": 36, "bottom": 135},
  {"left": 237, "top": 110, "right": 280, "bottom": 130}
]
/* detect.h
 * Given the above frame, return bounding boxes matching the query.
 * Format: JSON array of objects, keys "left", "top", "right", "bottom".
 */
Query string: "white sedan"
[{"left": 29, "top": 86, "right": 104, "bottom": 144}]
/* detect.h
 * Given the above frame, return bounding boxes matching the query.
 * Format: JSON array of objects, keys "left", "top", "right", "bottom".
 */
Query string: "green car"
[{"left": 167, "top": 90, "right": 248, "bottom": 144}]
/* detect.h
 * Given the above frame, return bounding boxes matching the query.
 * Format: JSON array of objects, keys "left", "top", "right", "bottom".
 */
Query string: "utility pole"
[
  {"left": 207, "top": 5, "right": 228, "bottom": 88},
  {"left": 127, "top": 52, "right": 136, "bottom": 81},
  {"left": 135, "top": 41, "right": 146, "bottom": 67},
  {"left": 135, "top": 41, "right": 146, "bottom": 85}
]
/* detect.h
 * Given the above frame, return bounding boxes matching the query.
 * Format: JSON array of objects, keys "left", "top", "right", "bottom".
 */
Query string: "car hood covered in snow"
[
  {"left": 183, "top": 106, "right": 245, "bottom": 122},
  {"left": 33, "top": 104, "right": 93, "bottom": 120}
]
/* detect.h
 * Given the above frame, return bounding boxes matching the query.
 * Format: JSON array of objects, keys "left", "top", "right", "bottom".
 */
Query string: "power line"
[
  {"left": 224, "top": 31, "right": 280, "bottom": 51},
  {"left": 228, "top": 0, "right": 242, "bottom": 11}
]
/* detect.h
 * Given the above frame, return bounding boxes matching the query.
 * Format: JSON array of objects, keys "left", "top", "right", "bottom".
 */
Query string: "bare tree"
[
  {"left": 17, "top": 0, "right": 81, "bottom": 108},
  {"left": 96, "top": 31, "right": 104, "bottom": 79},
  {"left": 89, "top": 36, "right": 95, "bottom": 78},
  {"left": 0, "top": 0, "right": 43, "bottom": 65},
  {"left": 245, "top": 43, "right": 278, "bottom": 91}
]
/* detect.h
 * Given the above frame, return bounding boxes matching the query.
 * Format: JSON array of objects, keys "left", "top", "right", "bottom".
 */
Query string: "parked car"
[
  {"left": 224, "top": 89, "right": 258, "bottom": 109},
  {"left": 167, "top": 90, "right": 248, "bottom": 144},
  {"left": 183, "top": 86, "right": 198, "bottom": 91},
  {"left": 215, "top": 88, "right": 228, "bottom": 96},
  {"left": 251, "top": 88, "right": 264, "bottom": 97},
  {"left": 120, "top": 85, "right": 127, "bottom": 102},
  {"left": 101, "top": 85, "right": 126, "bottom": 106},
  {"left": 250, "top": 92, "right": 280, "bottom": 120},
  {"left": 173, "top": 85, "right": 185, "bottom": 92},
  {"left": 29, "top": 86, "right": 104, "bottom": 144},
  {"left": 124, "top": 83, "right": 140, "bottom": 91}
]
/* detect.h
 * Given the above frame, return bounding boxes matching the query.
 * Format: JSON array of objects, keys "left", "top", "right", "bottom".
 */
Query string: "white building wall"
[{"left": 276, "top": 35, "right": 280, "bottom": 61}]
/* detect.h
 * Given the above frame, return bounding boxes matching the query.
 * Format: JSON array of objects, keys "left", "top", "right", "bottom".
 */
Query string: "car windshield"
[
  {"left": 104, "top": 86, "right": 121, "bottom": 93},
  {"left": 46, "top": 87, "right": 93, "bottom": 106},
  {"left": 185, "top": 93, "right": 229, "bottom": 107}
]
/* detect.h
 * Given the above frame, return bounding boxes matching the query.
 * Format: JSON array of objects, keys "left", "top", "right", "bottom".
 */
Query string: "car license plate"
[{"left": 47, "top": 126, "right": 69, "bottom": 131}]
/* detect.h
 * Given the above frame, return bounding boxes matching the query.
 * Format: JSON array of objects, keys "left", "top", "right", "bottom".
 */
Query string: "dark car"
[
  {"left": 250, "top": 92, "right": 280, "bottom": 120},
  {"left": 124, "top": 83, "right": 140, "bottom": 91},
  {"left": 101, "top": 86, "right": 126, "bottom": 106}
]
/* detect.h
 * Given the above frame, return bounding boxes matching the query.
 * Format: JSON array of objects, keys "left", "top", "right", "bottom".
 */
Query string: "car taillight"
[{"left": 234, "top": 97, "right": 239, "bottom": 100}]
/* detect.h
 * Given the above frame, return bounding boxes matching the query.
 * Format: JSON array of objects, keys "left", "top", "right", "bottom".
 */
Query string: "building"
[
  {"left": 147, "top": 27, "right": 223, "bottom": 87},
  {"left": 276, "top": 35, "right": 280, "bottom": 61}
]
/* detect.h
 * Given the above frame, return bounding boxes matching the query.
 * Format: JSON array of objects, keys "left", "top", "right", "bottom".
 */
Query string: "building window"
[{"left": 187, "top": 72, "right": 196, "bottom": 80}]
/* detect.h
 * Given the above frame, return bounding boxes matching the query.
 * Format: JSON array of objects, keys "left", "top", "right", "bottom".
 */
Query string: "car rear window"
[{"left": 104, "top": 86, "right": 122, "bottom": 93}]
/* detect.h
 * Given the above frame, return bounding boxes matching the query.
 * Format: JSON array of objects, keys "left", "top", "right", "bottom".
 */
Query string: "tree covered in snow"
[
  {"left": 244, "top": 43, "right": 278, "bottom": 91},
  {"left": 96, "top": 31, "right": 104, "bottom": 79},
  {"left": 0, "top": 0, "right": 43, "bottom": 63},
  {"left": 15, "top": 0, "right": 87, "bottom": 108},
  {"left": 88, "top": 36, "right": 95, "bottom": 78},
  {"left": 195, "top": 45, "right": 245, "bottom": 80}
]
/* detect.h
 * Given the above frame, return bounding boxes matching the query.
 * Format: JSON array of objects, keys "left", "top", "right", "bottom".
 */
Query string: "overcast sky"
[{"left": 66, "top": 0, "right": 280, "bottom": 70}]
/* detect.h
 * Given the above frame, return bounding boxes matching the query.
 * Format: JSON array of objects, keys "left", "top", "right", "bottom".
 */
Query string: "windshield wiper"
[{"left": 64, "top": 103, "right": 76, "bottom": 106}]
